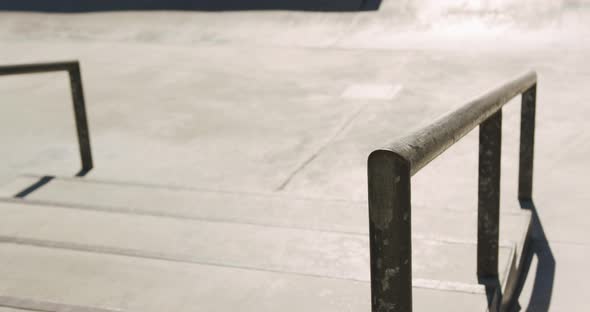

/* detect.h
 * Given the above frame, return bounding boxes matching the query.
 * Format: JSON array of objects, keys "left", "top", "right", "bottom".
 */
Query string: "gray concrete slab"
[
  {"left": 0, "top": 243, "right": 491, "bottom": 312},
  {"left": 0, "top": 38, "right": 577, "bottom": 202},
  {"left": 0, "top": 41, "right": 373, "bottom": 193}
]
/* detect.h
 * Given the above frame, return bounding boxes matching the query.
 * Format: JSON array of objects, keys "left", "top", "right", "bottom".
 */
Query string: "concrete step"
[
  {"left": 0, "top": 200, "right": 513, "bottom": 287},
  {"left": 0, "top": 175, "right": 531, "bottom": 245},
  {"left": 0, "top": 243, "right": 492, "bottom": 312},
  {"left": 0, "top": 175, "right": 532, "bottom": 311},
  {"left": 0, "top": 175, "right": 532, "bottom": 273}
]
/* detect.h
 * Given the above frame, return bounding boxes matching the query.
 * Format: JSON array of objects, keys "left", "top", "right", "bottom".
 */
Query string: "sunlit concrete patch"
[{"left": 341, "top": 84, "right": 403, "bottom": 100}]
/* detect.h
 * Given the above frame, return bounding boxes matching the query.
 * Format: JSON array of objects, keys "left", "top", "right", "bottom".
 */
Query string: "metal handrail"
[
  {"left": 0, "top": 61, "right": 93, "bottom": 175},
  {"left": 367, "top": 71, "right": 537, "bottom": 311}
]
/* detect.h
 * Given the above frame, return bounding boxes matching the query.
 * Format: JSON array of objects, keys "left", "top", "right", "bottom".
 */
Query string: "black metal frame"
[
  {"left": 0, "top": 61, "right": 93, "bottom": 175},
  {"left": 368, "top": 71, "right": 537, "bottom": 312}
]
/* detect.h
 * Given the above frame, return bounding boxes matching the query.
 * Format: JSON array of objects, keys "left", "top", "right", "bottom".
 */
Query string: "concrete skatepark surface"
[{"left": 1, "top": 0, "right": 590, "bottom": 310}]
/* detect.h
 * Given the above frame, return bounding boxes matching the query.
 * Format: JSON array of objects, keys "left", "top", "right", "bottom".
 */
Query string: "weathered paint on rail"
[{"left": 384, "top": 71, "right": 536, "bottom": 176}]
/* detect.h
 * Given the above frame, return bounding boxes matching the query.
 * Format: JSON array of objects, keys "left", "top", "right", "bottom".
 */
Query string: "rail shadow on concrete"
[
  {"left": 0, "top": 0, "right": 382, "bottom": 12},
  {"left": 12, "top": 169, "right": 90, "bottom": 198},
  {"left": 12, "top": 168, "right": 91, "bottom": 198},
  {"left": 13, "top": 176, "right": 55, "bottom": 199},
  {"left": 509, "top": 200, "right": 556, "bottom": 312}
]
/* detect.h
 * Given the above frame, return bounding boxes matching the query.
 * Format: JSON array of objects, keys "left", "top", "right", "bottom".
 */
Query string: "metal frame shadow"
[{"left": 508, "top": 199, "right": 555, "bottom": 312}]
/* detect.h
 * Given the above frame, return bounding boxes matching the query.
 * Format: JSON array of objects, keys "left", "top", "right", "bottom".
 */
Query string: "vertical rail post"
[
  {"left": 478, "top": 110, "right": 502, "bottom": 277},
  {"left": 67, "top": 62, "right": 93, "bottom": 175},
  {"left": 368, "top": 150, "right": 412, "bottom": 312},
  {"left": 518, "top": 84, "right": 536, "bottom": 201}
]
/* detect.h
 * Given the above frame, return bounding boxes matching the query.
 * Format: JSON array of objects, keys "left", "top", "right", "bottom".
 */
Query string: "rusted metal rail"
[
  {"left": 0, "top": 61, "right": 93, "bottom": 175},
  {"left": 368, "top": 71, "right": 537, "bottom": 311}
]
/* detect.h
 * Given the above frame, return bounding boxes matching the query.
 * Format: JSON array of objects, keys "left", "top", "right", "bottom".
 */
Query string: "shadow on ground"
[
  {"left": 0, "top": 0, "right": 381, "bottom": 12},
  {"left": 12, "top": 167, "right": 90, "bottom": 199},
  {"left": 509, "top": 200, "right": 556, "bottom": 312},
  {"left": 13, "top": 175, "right": 55, "bottom": 198}
]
